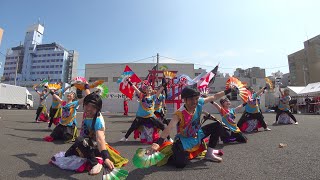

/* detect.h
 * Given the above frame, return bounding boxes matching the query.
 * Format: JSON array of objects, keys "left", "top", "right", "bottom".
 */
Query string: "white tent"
[
  {"left": 298, "top": 82, "right": 320, "bottom": 95},
  {"left": 287, "top": 86, "right": 305, "bottom": 95}
]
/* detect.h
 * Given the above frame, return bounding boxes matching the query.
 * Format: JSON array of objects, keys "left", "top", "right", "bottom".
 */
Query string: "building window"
[
  {"left": 50, "top": 65, "right": 54, "bottom": 68},
  {"left": 253, "top": 78, "right": 256, "bottom": 85}
]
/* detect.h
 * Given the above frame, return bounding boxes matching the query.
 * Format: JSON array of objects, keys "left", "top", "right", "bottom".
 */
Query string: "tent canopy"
[
  {"left": 287, "top": 86, "right": 305, "bottom": 95},
  {"left": 298, "top": 82, "right": 320, "bottom": 95}
]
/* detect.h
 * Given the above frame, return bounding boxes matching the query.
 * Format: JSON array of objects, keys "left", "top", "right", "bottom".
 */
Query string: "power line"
[{"left": 159, "top": 55, "right": 288, "bottom": 70}]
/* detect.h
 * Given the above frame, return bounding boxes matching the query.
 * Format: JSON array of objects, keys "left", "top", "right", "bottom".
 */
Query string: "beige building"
[
  {"left": 85, "top": 63, "right": 203, "bottom": 92},
  {"left": 85, "top": 63, "right": 268, "bottom": 113},
  {"left": 288, "top": 35, "right": 320, "bottom": 86},
  {"left": 234, "top": 67, "right": 266, "bottom": 78}
]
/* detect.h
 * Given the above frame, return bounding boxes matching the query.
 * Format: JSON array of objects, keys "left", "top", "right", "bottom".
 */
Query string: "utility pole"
[
  {"left": 156, "top": 53, "right": 159, "bottom": 71},
  {"left": 303, "top": 64, "right": 308, "bottom": 86},
  {"left": 156, "top": 53, "right": 159, "bottom": 86}
]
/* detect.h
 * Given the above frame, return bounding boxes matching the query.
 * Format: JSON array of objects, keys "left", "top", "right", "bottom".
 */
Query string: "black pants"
[
  {"left": 237, "top": 112, "right": 267, "bottom": 129},
  {"left": 50, "top": 124, "right": 76, "bottom": 141},
  {"left": 65, "top": 137, "right": 100, "bottom": 166},
  {"left": 124, "top": 117, "right": 167, "bottom": 139},
  {"left": 168, "top": 121, "right": 222, "bottom": 168},
  {"left": 35, "top": 106, "right": 43, "bottom": 120},
  {"left": 48, "top": 107, "right": 58, "bottom": 127},
  {"left": 220, "top": 126, "right": 247, "bottom": 143},
  {"left": 276, "top": 110, "right": 297, "bottom": 122}
]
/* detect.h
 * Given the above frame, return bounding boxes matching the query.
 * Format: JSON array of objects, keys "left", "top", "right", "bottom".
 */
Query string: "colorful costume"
[
  {"left": 163, "top": 98, "right": 222, "bottom": 168},
  {"left": 154, "top": 94, "right": 169, "bottom": 125},
  {"left": 124, "top": 94, "right": 166, "bottom": 143},
  {"left": 36, "top": 94, "right": 49, "bottom": 122},
  {"left": 218, "top": 107, "right": 247, "bottom": 143},
  {"left": 47, "top": 100, "right": 78, "bottom": 142},
  {"left": 276, "top": 95, "right": 297, "bottom": 124},
  {"left": 237, "top": 93, "right": 267, "bottom": 132},
  {"left": 48, "top": 89, "right": 63, "bottom": 128},
  {"left": 62, "top": 114, "right": 128, "bottom": 171},
  {"left": 123, "top": 98, "right": 128, "bottom": 116}
]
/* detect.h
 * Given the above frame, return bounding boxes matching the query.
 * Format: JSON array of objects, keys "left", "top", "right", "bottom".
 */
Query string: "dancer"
[
  {"left": 211, "top": 97, "right": 247, "bottom": 143},
  {"left": 120, "top": 79, "right": 170, "bottom": 142},
  {"left": 123, "top": 97, "right": 129, "bottom": 116},
  {"left": 44, "top": 84, "right": 89, "bottom": 142},
  {"left": 46, "top": 82, "right": 66, "bottom": 129},
  {"left": 150, "top": 86, "right": 233, "bottom": 168},
  {"left": 64, "top": 92, "right": 128, "bottom": 175},
  {"left": 275, "top": 87, "right": 298, "bottom": 124},
  {"left": 154, "top": 89, "right": 168, "bottom": 124},
  {"left": 34, "top": 87, "right": 48, "bottom": 122},
  {"left": 237, "top": 87, "right": 271, "bottom": 131}
]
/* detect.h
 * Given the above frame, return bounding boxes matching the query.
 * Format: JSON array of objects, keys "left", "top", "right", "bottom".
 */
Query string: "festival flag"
[
  {"left": 117, "top": 65, "right": 141, "bottom": 99},
  {"left": 197, "top": 64, "right": 219, "bottom": 94}
]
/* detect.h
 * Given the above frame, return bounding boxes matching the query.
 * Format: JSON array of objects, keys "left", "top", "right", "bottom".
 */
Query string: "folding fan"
[
  {"left": 72, "top": 76, "right": 88, "bottom": 84},
  {"left": 39, "top": 79, "right": 49, "bottom": 87},
  {"left": 163, "top": 71, "right": 176, "bottom": 79},
  {"left": 225, "top": 77, "right": 249, "bottom": 103},
  {"left": 132, "top": 148, "right": 165, "bottom": 168},
  {"left": 95, "top": 84, "right": 109, "bottom": 98},
  {"left": 102, "top": 167, "right": 128, "bottom": 180},
  {"left": 47, "top": 84, "right": 61, "bottom": 90},
  {"left": 90, "top": 80, "right": 104, "bottom": 89},
  {"left": 264, "top": 77, "right": 274, "bottom": 90}
]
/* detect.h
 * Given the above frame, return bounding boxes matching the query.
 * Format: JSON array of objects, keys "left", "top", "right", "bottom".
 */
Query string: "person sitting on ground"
[
  {"left": 237, "top": 86, "right": 271, "bottom": 131},
  {"left": 64, "top": 92, "right": 128, "bottom": 175},
  {"left": 211, "top": 97, "right": 247, "bottom": 143},
  {"left": 120, "top": 79, "right": 171, "bottom": 142},
  {"left": 149, "top": 86, "right": 233, "bottom": 168},
  {"left": 275, "top": 87, "right": 298, "bottom": 125}
]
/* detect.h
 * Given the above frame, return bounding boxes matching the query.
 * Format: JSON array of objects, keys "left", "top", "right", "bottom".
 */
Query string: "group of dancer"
[
  {"left": 34, "top": 82, "right": 128, "bottom": 175},
  {"left": 31, "top": 75, "right": 298, "bottom": 176}
]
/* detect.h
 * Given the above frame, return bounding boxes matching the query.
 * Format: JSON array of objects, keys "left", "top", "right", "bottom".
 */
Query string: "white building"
[{"left": 2, "top": 23, "right": 78, "bottom": 85}]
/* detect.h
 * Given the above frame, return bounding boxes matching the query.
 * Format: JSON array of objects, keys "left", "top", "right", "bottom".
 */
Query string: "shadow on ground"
[
  {"left": 127, "top": 159, "right": 209, "bottom": 180},
  {"left": 12, "top": 153, "right": 81, "bottom": 180}
]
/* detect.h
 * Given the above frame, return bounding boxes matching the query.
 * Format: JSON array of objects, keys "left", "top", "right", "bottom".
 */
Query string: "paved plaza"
[{"left": 0, "top": 110, "right": 319, "bottom": 180}]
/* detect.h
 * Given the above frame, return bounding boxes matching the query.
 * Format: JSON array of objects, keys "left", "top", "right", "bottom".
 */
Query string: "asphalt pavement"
[{"left": 0, "top": 110, "right": 319, "bottom": 180}]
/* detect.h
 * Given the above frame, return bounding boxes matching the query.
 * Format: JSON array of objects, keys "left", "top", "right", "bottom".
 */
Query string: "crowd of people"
[{"left": 31, "top": 76, "right": 299, "bottom": 177}]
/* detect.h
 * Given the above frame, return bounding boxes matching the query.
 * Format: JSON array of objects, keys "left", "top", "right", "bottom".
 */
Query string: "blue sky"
[{"left": 1, "top": 0, "right": 320, "bottom": 77}]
